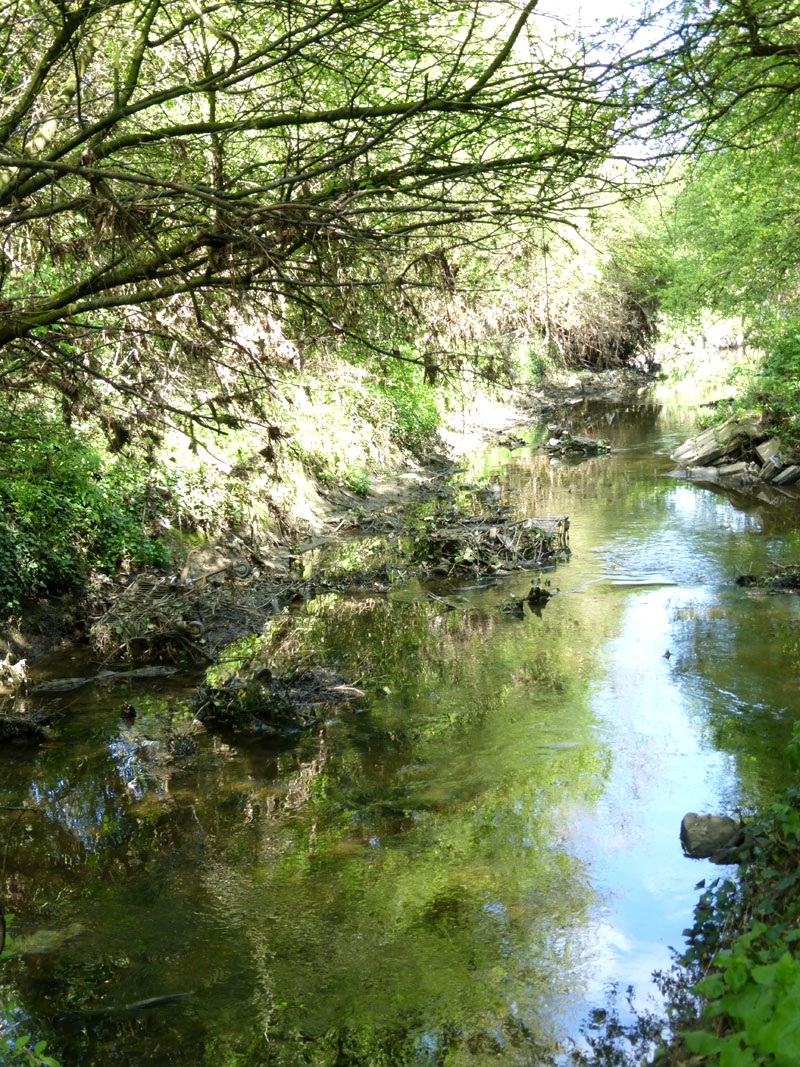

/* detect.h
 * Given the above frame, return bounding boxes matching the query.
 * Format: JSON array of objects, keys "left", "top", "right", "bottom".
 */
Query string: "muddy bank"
[{"left": 0, "top": 369, "right": 651, "bottom": 673}]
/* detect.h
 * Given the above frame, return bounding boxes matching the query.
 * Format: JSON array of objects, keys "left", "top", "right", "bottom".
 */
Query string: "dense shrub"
[{"left": 0, "top": 422, "right": 170, "bottom": 609}]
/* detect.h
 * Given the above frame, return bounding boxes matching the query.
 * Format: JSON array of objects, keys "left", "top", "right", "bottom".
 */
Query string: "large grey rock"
[
  {"left": 680, "top": 812, "right": 744, "bottom": 863},
  {"left": 717, "top": 461, "right": 755, "bottom": 483},
  {"left": 755, "top": 437, "right": 782, "bottom": 466},
  {"left": 671, "top": 418, "right": 763, "bottom": 468},
  {"left": 773, "top": 465, "right": 800, "bottom": 486},
  {"left": 683, "top": 466, "right": 721, "bottom": 481},
  {"left": 671, "top": 426, "right": 727, "bottom": 466}
]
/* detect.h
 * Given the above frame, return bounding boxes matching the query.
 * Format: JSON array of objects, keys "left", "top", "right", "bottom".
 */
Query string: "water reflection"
[{"left": 2, "top": 387, "right": 800, "bottom": 1063}]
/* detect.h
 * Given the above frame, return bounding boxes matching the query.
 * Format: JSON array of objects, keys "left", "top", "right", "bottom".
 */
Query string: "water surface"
[{"left": 2, "top": 385, "right": 800, "bottom": 1065}]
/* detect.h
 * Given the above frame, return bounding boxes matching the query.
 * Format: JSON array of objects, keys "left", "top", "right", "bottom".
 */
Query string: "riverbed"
[{"left": 2, "top": 383, "right": 800, "bottom": 1065}]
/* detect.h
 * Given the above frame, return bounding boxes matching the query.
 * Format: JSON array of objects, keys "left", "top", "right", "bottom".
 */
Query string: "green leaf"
[
  {"left": 683, "top": 1028, "right": 727, "bottom": 1055},
  {"left": 697, "top": 972, "right": 725, "bottom": 997}
]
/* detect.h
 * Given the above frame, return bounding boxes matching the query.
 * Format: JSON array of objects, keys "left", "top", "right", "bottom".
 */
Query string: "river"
[{"left": 2, "top": 383, "right": 800, "bottom": 1065}]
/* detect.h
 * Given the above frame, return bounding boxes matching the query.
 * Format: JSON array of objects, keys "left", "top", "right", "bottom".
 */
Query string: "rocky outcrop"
[
  {"left": 680, "top": 812, "right": 745, "bottom": 864},
  {"left": 669, "top": 418, "right": 800, "bottom": 491}
]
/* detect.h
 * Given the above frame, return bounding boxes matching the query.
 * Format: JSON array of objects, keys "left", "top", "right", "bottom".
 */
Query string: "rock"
[
  {"left": 680, "top": 812, "right": 744, "bottom": 863},
  {"left": 0, "top": 714, "right": 54, "bottom": 743},
  {"left": 682, "top": 466, "right": 721, "bottom": 481},
  {"left": 717, "top": 417, "right": 762, "bottom": 448},
  {"left": 671, "top": 425, "right": 726, "bottom": 466},
  {"left": 13, "top": 921, "right": 84, "bottom": 955},
  {"left": 761, "top": 458, "right": 783, "bottom": 482},
  {"left": 755, "top": 437, "right": 782, "bottom": 466},
  {"left": 671, "top": 417, "right": 764, "bottom": 468},
  {"left": 717, "top": 461, "right": 750, "bottom": 478},
  {"left": 773, "top": 465, "right": 800, "bottom": 486}
]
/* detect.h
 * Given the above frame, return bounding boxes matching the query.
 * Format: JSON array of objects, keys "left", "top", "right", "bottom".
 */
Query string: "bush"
[
  {"left": 0, "top": 421, "right": 170, "bottom": 609},
  {"left": 682, "top": 771, "right": 800, "bottom": 1066}
]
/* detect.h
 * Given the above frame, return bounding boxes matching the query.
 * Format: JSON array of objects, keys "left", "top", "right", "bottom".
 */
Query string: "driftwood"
[{"left": 32, "top": 665, "right": 176, "bottom": 694}]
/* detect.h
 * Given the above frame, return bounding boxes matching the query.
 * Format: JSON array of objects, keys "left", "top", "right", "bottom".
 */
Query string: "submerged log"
[{"left": 32, "top": 665, "right": 177, "bottom": 694}]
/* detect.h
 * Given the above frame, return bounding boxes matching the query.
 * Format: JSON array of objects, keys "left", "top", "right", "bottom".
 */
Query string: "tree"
[
  {"left": 618, "top": 0, "right": 800, "bottom": 151},
  {"left": 0, "top": 0, "right": 630, "bottom": 442}
]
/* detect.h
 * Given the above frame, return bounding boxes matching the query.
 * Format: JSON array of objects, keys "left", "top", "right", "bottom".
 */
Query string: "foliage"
[
  {"left": 613, "top": 1, "right": 800, "bottom": 154},
  {"left": 680, "top": 777, "right": 800, "bottom": 1066},
  {"left": 744, "top": 321, "right": 800, "bottom": 445},
  {"left": 378, "top": 362, "right": 442, "bottom": 452},
  {"left": 590, "top": 2, "right": 800, "bottom": 386},
  {"left": 0, "top": 0, "right": 634, "bottom": 447},
  {"left": 0, "top": 415, "right": 170, "bottom": 608}
]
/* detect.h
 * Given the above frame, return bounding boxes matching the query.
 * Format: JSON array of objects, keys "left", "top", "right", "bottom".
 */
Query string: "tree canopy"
[{"left": 0, "top": 0, "right": 634, "bottom": 441}]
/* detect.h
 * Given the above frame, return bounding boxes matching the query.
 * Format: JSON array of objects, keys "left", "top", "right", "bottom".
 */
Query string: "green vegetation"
[
  {"left": 0, "top": 0, "right": 670, "bottom": 611},
  {"left": 603, "top": 2, "right": 800, "bottom": 436},
  {"left": 7, "top": 0, "right": 800, "bottom": 1061},
  {"left": 0, "top": 415, "right": 170, "bottom": 609},
  {"left": 680, "top": 774, "right": 800, "bottom": 1066}
]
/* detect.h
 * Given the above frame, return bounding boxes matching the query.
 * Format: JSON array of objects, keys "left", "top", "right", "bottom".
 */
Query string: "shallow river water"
[{"left": 3, "top": 384, "right": 800, "bottom": 1065}]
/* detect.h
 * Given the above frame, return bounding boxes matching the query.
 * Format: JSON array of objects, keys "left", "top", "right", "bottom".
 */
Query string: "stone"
[
  {"left": 717, "top": 418, "right": 762, "bottom": 447},
  {"left": 683, "top": 466, "right": 720, "bottom": 480},
  {"left": 760, "top": 458, "right": 783, "bottom": 482},
  {"left": 773, "top": 465, "right": 800, "bottom": 486},
  {"left": 717, "top": 461, "right": 750, "bottom": 479},
  {"left": 680, "top": 812, "right": 744, "bottom": 863},
  {"left": 755, "top": 437, "right": 782, "bottom": 466},
  {"left": 671, "top": 426, "right": 726, "bottom": 466},
  {"left": 671, "top": 418, "right": 764, "bottom": 468}
]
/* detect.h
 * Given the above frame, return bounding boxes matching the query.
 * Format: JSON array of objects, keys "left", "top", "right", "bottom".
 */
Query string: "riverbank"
[
  {"left": 0, "top": 366, "right": 653, "bottom": 674},
  {"left": 9, "top": 355, "right": 792, "bottom": 1065}
]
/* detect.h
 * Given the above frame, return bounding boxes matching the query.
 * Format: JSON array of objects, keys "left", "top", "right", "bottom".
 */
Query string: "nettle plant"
[{"left": 683, "top": 763, "right": 800, "bottom": 1067}]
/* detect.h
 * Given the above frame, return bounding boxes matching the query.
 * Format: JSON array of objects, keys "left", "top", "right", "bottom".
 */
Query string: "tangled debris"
[
  {"left": 87, "top": 494, "right": 571, "bottom": 664},
  {"left": 544, "top": 431, "right": 611, "bottom": 457},
  {"left": 89, "top": 559, "right": 268, "bottom": 662},
  {"left": 736, "top": 567, "right": 800, "bottom": 591},
  {"left": 193, "top": 666, "right": 365, "bottom": 736},
  {"left": 409, "top": 515, "right": 569, "bottom": 578}
]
